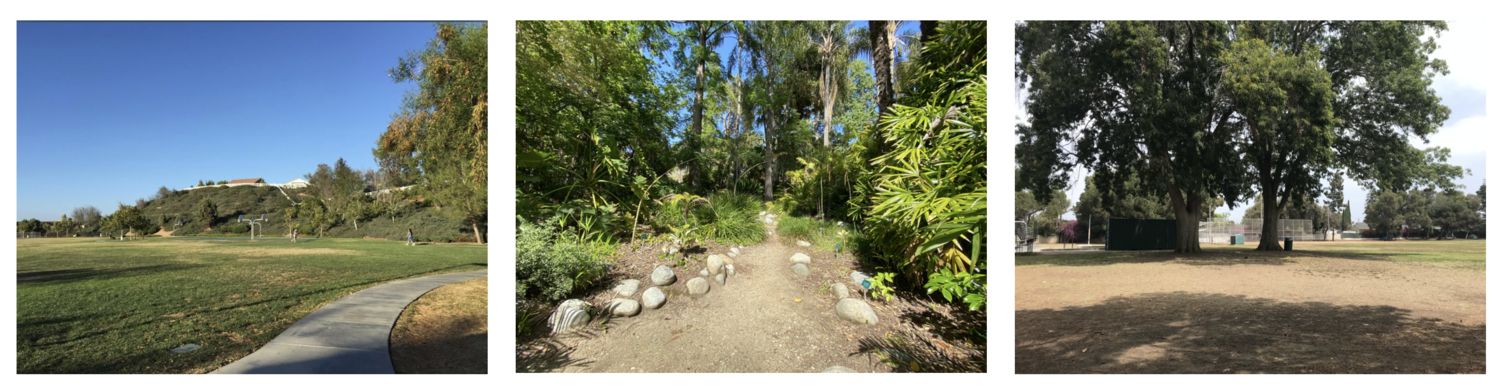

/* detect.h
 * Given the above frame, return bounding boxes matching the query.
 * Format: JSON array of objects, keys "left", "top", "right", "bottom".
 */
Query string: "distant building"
[
  {"left": 225, "top": 178, "right": 266, "bottom": 187},
  {"left": 281, "top": 178, "right": 310, "bottom": 189}
]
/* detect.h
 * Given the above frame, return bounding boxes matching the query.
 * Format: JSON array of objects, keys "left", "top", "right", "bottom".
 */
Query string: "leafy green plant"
[
  {"left": 868, "top": 272, "right": 896, "bottom": 302},
  {"left": 516, "top": 222, "right": 612, "bottom": 302},
  {"left": 925, "top": 269, "right": 986, "bottom": 311},
  {"left": 860, "top": 22, "right": 987, "bottom": 301}
]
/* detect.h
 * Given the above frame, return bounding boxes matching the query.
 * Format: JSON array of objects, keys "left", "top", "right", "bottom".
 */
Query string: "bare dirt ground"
[
  {"left": 518, "top": 224, "right": 985, "bottom": 373},
  {"left": 390, "top": 278, "right": 487, "bottom": 374},
  {"left": 1016, "top": 242, "right": 1485, "bottom": 373}
]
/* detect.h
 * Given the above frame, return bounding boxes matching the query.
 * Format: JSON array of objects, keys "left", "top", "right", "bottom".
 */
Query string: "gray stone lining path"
[{"left": 213, "top": 269, "right": 487, "bottom": 374}]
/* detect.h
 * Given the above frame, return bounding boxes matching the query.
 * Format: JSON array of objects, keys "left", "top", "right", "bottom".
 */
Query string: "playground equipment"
[{"left": 239, "top": 214, "right": 268, "bottom": 241}]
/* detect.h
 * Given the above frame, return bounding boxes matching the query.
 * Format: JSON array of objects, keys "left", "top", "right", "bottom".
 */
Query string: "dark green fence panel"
[{"left": 1106, "top": 218, "right": 1177, "bottom": 250}]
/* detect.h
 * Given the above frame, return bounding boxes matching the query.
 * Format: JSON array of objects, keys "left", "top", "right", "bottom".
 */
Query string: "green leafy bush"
[
  {"left": 702, "top": 192, "right": 764, "bottom": 244},
  {"left": 868, "top": 272, "right": 896, "bottom": 302},
  {"left": 654, "top": 192, "right": 764, "bottom": 245},
  {"left": 516, "top": 222, "right": 612, "bottom": 302},
  {"left": 860, "top": 21, "right": 987, "bottom": 306},
  {"left": 218, "top": 222, "right": 251, "bottom": 234},
  {"left": 776, "top": 215, "right": 855, "bottom": 252}
]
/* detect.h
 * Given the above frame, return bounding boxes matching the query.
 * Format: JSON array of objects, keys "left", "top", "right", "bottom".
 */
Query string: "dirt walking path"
[{"left": 550, "top": 231, "right": 888, "bottom": 372}]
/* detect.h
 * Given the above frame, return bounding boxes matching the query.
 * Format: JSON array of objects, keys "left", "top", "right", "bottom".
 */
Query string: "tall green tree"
[
  {"left": 1365, "top": 190, "right": 1405, "bottom": 238},
  {"left": 1220, "top": 30, "right": 1336, "bottom": 249},
  {"left": 1327, "top": 173, "right": 1346, "bottom": 231},
  {"left": 196, "top": 199, "right": 217, "bottom": 230},
  {"left": 1020, "top": 21, "right": 1454, "bottom": 252},
  {"left": 381, "top": 23, "right": 488, "bottom": 243},
  {"left": 678, "top": 21, "right": 732, "bottom": 192},
  {"left": 516, "top": 21, "right": 675, "bottom": 238},
  {"left": 864, "top": 21, "right": 986, "bottom": 295},
  {"left": 1018, "top": 21, "right": 1248, "bottom": 253},
  {"left": 742, "top": 21, "right": 818, "bottom": 202}
]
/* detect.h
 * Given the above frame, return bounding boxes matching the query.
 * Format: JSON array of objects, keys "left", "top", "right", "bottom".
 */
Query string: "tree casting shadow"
[{"left": 1016, "top": 292, "right": 1484, "bottom": 373}]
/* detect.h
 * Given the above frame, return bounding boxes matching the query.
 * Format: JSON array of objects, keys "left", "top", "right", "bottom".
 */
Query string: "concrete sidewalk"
[{"left": 213, "top": 269, "right": 487, "bottom": 374}]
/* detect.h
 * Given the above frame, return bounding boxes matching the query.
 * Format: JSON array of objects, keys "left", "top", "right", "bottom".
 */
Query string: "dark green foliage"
[
  {"left": 655, "top": 192, "right": 765, "bottom": 245},
  {"left": 127, "top": 183, "right": 471, "bottom": 242},
  {"left": 325, "top": 207, "right": 472, "bottom": 242},
  {"left": 516, "top": 21, "right": 676, "bottom": 240},
  {"left": 862, "top": 21, "right": 987, "bottom": 294},
  {"left": 516, "top": 222, "right": 611, "bottom": 302}
]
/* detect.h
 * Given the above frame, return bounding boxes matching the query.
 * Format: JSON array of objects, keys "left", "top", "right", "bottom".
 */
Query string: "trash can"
[{"left": 1283, "top": 237, "right": 1293, "bottom": 251}]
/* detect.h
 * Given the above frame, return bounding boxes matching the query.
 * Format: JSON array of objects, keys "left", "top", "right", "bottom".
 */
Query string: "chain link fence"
[{"left": 1243, "top": 218, "right": 1319, "bottom": 242}]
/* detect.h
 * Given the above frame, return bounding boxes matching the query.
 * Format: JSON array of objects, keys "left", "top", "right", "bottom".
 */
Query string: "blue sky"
[
  {"left": 1015, "top": 21, "right": 1487, "bottom": 223},
  {"left": 17, "top": 22, "right": 438, "bottom": 220}
]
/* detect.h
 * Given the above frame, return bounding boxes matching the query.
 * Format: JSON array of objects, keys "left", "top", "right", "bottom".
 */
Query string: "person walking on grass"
[{"left": 406, "top": 228, "right": 415, "bottom": 246}]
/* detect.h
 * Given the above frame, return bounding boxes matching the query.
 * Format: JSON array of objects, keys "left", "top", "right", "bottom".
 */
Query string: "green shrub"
[
  {"left": 653, "top": 192, "right": 764, "bottom": 245},
  {"left": 777, "top": 215, "right": 855, "bottom": 252},
  {"left": 516, "top": 222, "right": 612, "bottom": 302},
  {"left": 702, "top": 192, "right": 764, "bottom": 245},
  {"left": 218, "top": 222, "right": 251, "bottom": 234},
  {"left": 777, "top": 215, "right": 817, "bottom": 241}
]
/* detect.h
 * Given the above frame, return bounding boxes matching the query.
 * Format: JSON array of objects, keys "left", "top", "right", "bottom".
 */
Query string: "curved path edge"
[{"left": 213, "top": 269, "right": 487, "bottom": 374}]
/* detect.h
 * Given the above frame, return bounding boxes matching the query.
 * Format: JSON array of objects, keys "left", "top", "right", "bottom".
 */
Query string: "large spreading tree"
[
  {"left": 1017, "top": 21, "right": 1454, "bottom": 252},
  {"left": 378, "top": 23, "right": 487, "bottom": 243}
]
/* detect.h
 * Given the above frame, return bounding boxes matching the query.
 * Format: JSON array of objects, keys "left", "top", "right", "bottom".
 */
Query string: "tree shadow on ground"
[
  {"left": 1016, "top": 292, "right": 1485, "bottom": 373},
  {"left": 854, "top": 332, "right": 985, "bottom": 373},
  {"left": 849, "top": 297, "right": 987, "bottom": 373},
  {"left": 18, "top": 263, "right": 487, "bottom": 371},
  {"left": 17, "top": 264, "right": 208, "bottom": 285},
  {"left": 1015, "top": 248, "right": 1418, "bottom": 267}
]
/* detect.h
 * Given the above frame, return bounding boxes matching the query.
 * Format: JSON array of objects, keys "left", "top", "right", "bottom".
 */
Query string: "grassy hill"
[{"left": 140, "top": 185, "right": 473, "bottom": 242}]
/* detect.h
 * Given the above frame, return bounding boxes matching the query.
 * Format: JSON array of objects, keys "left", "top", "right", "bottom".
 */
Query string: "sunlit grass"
[{"left": 17, "top": 237, "right": 486, "bottom": 374}]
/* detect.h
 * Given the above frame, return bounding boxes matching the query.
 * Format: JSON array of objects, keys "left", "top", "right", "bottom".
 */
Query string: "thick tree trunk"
[
  {"left": 472, "top": 222, "right": 485, "bottom": 244},
  {"left": 1256, "top": 182, "right": 1284, "bottom": 251},
  {"left": 1168, "top": 189, "right": 1202, "bottom": 253}
]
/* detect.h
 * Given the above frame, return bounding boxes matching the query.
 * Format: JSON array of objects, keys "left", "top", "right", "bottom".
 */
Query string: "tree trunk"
[
  {"left": 869, "top": 21, "right": 895, "bottom": 155},
  {"left": 1256, "top": 182, "right": 1284, "bottom": 251},
  {"left": 920, "top": 21, "right": 938, "bottom": 45},
  {"left": 886, "top": 21, "right": 900, "bottom": 99},
  {"left": 687, "top": 27, "right": 708, "bottom": 191},
  {"left": 762, "top": 113, "right": 777, "bottom": 201},
  {"left": 472, "top": 221, "right": 485, "bottom": 244},
  {"left": 1168, "top": 189, "right": 1202, "bottom": 253},
  {"left": 820, "top": 58, "right": 836, "bottom": 147}
]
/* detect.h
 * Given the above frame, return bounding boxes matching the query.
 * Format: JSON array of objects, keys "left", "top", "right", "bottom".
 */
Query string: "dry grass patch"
[{"left": 391, "top": 278, "right": 487, "bottom": 374}]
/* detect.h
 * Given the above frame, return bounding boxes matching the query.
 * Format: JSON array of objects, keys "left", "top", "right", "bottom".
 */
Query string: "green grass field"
[
  {"left": 16, "top": 237, "right": 486, "bottom": 374},
  {"left": 1017, "top": 239, "right": 1485, "bottom": 269}
]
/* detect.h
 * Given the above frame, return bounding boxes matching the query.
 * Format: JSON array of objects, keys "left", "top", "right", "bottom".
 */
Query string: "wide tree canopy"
[{"left": 1017, "top": 21, "right": 1455, "bottom": 252}]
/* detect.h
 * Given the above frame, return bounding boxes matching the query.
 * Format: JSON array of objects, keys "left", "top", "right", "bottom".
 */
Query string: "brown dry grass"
[
  {"left": 391, "top": 278, "right": 488, "bottom": 374},
  {"left": 1017, "top": 241, "right": 1486, "bottom": 373}
]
